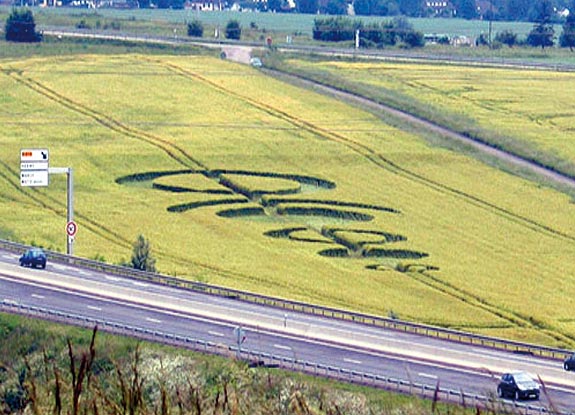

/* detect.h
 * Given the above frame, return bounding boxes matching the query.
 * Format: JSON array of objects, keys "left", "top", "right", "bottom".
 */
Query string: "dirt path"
[
  {"left": 220, "top": 45, "right": 253, "bottom": 64},
  {"left": 267, "top": 69, "right": 575, "bottom": 192}
]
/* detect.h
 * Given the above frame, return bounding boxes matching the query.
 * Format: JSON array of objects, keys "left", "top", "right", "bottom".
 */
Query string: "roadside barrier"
[
  {"left": 0, "top": 299, "right": 566, "bottom": 415},
  {"left": 1, "top": 239, "right": 572, "bottom": 363}
]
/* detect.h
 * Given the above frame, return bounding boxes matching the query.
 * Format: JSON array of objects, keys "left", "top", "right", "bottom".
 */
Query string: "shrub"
[
  {"left": 495, "top": 29, "right": 518, "bottom": 47},
  {"left": 4, "top": 8, "right": 42, "bottom": 42},
  {"left": 187, "top": 19, "right": 203, "bottom": 37},
  {"left": 225, "top": 20, "right": 241, "bottom": 40}
]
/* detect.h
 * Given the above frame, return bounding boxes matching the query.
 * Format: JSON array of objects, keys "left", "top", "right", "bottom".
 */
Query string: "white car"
[{"left": 250, "top": 57, "right": 262, "bottom": 67}]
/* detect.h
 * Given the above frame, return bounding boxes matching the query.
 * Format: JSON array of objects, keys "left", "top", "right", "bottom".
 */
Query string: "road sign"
[
  {"left": 66, "top": 221, "right": 78, "bottom": 237},
  {"left": 21, "top": 149, "right": 49, "bottom": 162},
  {"left": 21, "top": 161, "right": 49, "bottom": 170},
  {"left": 20, "top": 148, "right": 49, "bottom": 187},
  {"left": 20, "top": 170, "right": 49, "bottom": 187}
]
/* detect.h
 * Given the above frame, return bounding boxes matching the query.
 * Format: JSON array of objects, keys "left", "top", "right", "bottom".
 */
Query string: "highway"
[{"left": 1, "top": 248, "right": 574, "bottom": 412}]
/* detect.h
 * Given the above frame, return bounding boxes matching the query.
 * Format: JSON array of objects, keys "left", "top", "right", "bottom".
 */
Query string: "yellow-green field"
[
  {"left": 1, "top": 54, "right": 575, "bottom": 347},
  {"left": 281, "top": 58, "right": 575, "bottom": 179}
]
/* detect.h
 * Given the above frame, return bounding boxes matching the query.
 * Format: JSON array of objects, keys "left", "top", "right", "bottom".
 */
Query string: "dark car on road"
[
  {"left": 19, "top": 248, "right": 47, "bottom": 269},
  {"left": 497, "top": 371, "right": 540, "bottom": 400},
  {"left": 565, "top": 353, "right": 575, "bottom": 371}
]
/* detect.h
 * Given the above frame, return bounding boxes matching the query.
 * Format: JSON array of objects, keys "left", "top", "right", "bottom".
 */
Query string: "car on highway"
[
  {"left": 19, "top": 248, "right": 47, "bottom": 269},
  {"left": 497, "top": 371, "right": 540, "bottom": 400},
  {"left": 564, "top": 353, "right": 575, "bottom": 371}
]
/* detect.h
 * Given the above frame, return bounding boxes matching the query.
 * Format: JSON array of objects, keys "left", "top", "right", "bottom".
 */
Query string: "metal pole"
[
  {"left": 48, "top": 167, "right": 74, "bottom": 255},
  {"left": 67, "top": 168, "right": 74, "bottom": 256}
]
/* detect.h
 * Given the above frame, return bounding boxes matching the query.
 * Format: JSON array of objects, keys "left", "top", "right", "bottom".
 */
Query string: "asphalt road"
[{"left": 1, "top": 249, "right": 574, "bottom": 411}]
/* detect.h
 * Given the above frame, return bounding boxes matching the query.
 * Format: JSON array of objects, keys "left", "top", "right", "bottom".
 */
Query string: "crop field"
[
  {"left": 1, "top": 53, "right": 575, "bottom": 347},
  {"left": 280, "top": 57, "right": 575, "bottom": 180}
]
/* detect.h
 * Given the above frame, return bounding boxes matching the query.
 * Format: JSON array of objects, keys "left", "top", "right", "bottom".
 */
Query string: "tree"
[
  {"left": 495, "top": 29, "right": 518, "bottom": 46},
  {"left": 526, "top": 0, "right": 555, "bottom": 48},
  {"left": 398, "top": 0, "right": 423, "bottom": 17},
  {"left": 506, "top": 0, "right": 530, "bottom": 21},
  {"left": 354, "top": 0, "right": 372, "bottom": 15},
  {"left": 560, "top": 1, "right": 575, "bottom": 50},
  {"left": 130, "top": 234, "right": 156, "bottom": 272},
  {"left": 298, "top": 0, "right": 319, "bottom": 13},
  {"left": 187, "top": 19, "right": 204, "bottom": 37},
  {"left": 266, "top": 0, "right": 282, "bottom": 11},
  {"left": 324, "top": 0, "right": 348, "bottom": 15},
  {"left": 225, "top": 20, "right": 241, "bottom": 40},
  {"left": 5, "top": 8, "right": 42, "bottom": 42},
  {"left": 354, "top": 0, "right": 397, "bottom": 16},
  {"left": 454, "top": 0, "right": 477, "bottom": 19}
]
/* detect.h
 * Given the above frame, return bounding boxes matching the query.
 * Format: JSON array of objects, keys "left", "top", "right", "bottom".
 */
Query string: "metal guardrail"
[
  {"left": 0, "top": 300, "right": 574, "bottom": 415},
  {"left": 1, "top": 239, "right": 572, "bottom": 362},
  {"left": 0, "top": 300, "right": 568, "bottom": 415}
]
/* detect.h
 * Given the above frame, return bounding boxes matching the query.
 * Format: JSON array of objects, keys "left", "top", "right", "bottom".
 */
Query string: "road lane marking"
[
  {"left": 31, "top": 294, "right": 45, "bottom": 299},
  {"left": 105, "top": 276, "right": 121, "bottom": 281},
  {"left": 146, "top": 317, "right": 162, "bottom": 323},
  {"left": 344, "top": 357, "right": 362, "bottom": 364},
  {"left": 133, "top": 282, "right": 149, "bottom": 287},
  {"left": 208, "top": 330, "right": 225, "bottom": 337},
  {"left": 418, "top": 373, "right": 438, "bottom": 380},
  {"left": 274, "top": 344, "right": 292, "bottom": 351},
  {"left": 87, "top": 305, "right": 102, "bottom": 311},
  {"left": 52, "top": 264, "right": 69, "bottom": 271}
]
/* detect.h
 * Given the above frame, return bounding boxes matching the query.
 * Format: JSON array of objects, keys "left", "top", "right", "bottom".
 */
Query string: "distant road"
[{"left": 1, "top": 248, "right": 575, "bottom": 411}]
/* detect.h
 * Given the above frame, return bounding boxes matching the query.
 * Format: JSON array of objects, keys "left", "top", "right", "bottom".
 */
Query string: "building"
[
  {"left": 425, "top": 0, "right": 453, "bottom": 16},
  {"left": 185, "top": 0, "right": 223, "bottom": 11}
]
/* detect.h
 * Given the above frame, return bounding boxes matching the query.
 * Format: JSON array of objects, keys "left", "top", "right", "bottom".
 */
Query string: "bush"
[
  {"left": 4, "top": 8, "right": 42, "bottom": 42},
  {"left": 225, "top": 20, "right": 241, "bottom": 40},
  {"left": 187, "top": 19, "right": 203, "bottom": 37},
  {"left": 495, "top": 29, "right": 518, "bottom": 47},
  {"left": 130, "top": 234, "right": 156, "bottom": 272}
]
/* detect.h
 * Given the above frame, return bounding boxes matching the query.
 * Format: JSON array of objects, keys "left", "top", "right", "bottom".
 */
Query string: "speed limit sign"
[{"left": 66, "top": 221, "right": 78, "bottom": 237}]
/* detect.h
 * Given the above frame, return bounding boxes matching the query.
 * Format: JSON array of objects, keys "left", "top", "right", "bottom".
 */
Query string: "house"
[
  {"left": 185, "top": 0, "right": 223, "bottom": 11},
  {"left": 425, "top": 0, "right": 454, "bottom": 17}
]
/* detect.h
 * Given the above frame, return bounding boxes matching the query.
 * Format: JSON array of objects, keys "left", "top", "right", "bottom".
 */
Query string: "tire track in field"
[
  {"left": 156, "top": 59, "right": 575, "bottom": 342},
  {"left": 157, "top": 59, "right": 575, "bottom": 243},
  {"left": 0, "top": 158, "right": 133, "bottom": 249},
  {"left": 5, "top": 72, "right": 208, "bottom": 171},
  {"left": 6, "top": 62, "right": 570, "bottom": 340},
  {"left": 3, "top": 71, "right": 275, "bottom": 283}
]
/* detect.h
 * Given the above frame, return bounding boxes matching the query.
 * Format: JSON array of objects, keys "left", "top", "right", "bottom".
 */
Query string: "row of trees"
[
  {"left": 144, "top": 0, "right": 575, "bottom": 22},
  {"left": 188, "top": 19, "right": 242, "bottom": 39},
  {"left": 31, "top": 0, "right": 572, "bottom": 22},
  {"left": 313, "top": 16, "right": 425, "bottom": 48},
  {"left": 6, "top": 7, "right": 575, "bottom": 50}
]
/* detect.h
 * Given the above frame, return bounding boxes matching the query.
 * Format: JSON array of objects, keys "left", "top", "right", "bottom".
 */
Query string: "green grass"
[
  {"left": 3, "top": 5, "right": 575, "bottom": 55},
  {"left": 1, "top": 42, "right": 575, "bottom": 348},
  {"left": 269, "top": 54, "right": 575, "bottom": 182},
  {"left": 0, "top": 6, "right": 547, "bottom": 37},
  {"left": 0, "top": 312, "right": 488, "bottom": 415}
]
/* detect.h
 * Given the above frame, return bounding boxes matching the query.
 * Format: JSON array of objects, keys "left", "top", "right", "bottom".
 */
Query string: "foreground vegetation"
[{"left": 2, "top": 312, "right": 471, "bottom": 415}]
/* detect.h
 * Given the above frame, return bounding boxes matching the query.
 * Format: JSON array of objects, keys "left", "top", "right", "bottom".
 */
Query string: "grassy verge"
[
  {"left": 263, "top": 51, "right": 575, "bottom": 185},
  {"left": 0, "top": 312, "right": 493, "bottom": 415}
]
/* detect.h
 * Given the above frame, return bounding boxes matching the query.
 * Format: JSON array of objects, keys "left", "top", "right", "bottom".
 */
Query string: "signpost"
[{"left": 19, "top": 149, "right": 75, "bottom": 255}]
